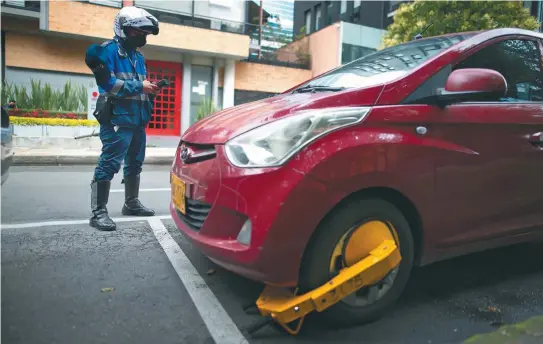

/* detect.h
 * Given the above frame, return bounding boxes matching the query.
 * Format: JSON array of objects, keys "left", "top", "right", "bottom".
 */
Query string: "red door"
[
  {"left": 146, "top": 60, "right": 182, "bottom": 136},
  {"left": 431, "top": 37, "right": 543, "bottom": 249},
  {"left": 432, "top": 104, "right": 543, "bottom": 248}
]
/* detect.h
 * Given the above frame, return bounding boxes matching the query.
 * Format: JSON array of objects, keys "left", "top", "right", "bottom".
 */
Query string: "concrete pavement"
[
  {"left": 2, "top": 221, "right": 213, "bottom": 344},
  {"left": 3, "top": 166, "right": 543, "bottom": 344},
  {"left": 1, "top": 166, "right": 172, "bottom": 223}
]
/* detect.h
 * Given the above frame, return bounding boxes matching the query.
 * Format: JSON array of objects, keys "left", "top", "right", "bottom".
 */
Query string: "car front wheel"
[{"left": 299, "top": 198, "right": 415, "bottom": 327}]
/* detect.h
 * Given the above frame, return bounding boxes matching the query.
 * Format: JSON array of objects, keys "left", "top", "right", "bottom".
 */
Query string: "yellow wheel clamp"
[{"left": 242, "top": 239, "right": 401, "bottom": 337}]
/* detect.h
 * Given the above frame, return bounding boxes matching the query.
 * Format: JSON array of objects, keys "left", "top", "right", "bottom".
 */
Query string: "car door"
[{"left": 431, "top": 36, "right": 543, "bottom": 249}]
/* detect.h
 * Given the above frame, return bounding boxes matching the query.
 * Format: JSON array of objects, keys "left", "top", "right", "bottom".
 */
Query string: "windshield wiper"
[{"left": 293, "top": 85, "right": 346, "bottom": 93}]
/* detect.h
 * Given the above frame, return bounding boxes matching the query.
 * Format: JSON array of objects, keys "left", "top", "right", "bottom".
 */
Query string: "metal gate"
[{"left": 145, "top": 60, "right": 182, "bottom": 136}]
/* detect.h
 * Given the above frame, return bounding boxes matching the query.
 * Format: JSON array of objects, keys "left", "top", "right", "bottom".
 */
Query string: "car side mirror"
[{"left": 434, "top": 68, "right": 507, "bottom": 107}]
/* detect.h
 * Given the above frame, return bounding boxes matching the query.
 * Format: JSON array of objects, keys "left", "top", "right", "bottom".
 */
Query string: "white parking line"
[
  {"left": 110, "top": 188, "right": 170, "bottom": 193},
  {"left": 1, "top": 215, "right": 172, "bottom": 230},
  {"left": 147, "top": 218, "right": 249, "bottom": 344}
]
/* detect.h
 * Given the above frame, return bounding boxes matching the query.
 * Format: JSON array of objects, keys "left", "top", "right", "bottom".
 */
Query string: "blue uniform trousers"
[{"left": 93, "top": 123, "right": 146, "bottom": 181}]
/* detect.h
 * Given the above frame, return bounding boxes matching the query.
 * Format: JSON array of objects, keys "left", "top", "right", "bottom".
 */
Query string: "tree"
[{"left": 383, "top": 0, "right": 540, "bottom": 48}]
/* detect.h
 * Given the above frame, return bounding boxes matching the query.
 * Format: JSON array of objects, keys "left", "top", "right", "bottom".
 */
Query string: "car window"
[
  {"left": 453, "top": 39, "right": 543, "bottom": 102},
  {"left": 293, "top": 33, "right": 476, "bottom": 91}
]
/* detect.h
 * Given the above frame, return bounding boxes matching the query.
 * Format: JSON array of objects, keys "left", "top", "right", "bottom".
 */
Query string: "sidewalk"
[
  {"left": 12, "top": 147, "right": 176, "bottom": 165},
  {"left": 464, "top": 315, "right": 543, "bottom": 343}
]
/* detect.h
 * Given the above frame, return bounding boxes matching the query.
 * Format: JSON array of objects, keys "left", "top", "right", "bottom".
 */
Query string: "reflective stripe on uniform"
[
  {"left": 114, "top": 72, "right": 146, "bottom": 80},
  {"left": 111, "top": 79, "right": 124, "bottom": 94}
]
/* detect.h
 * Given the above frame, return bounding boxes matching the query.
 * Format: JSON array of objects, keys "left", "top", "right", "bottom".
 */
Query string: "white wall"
[{"left": 140, "top": 47, "right": 184, "bottom": 63}]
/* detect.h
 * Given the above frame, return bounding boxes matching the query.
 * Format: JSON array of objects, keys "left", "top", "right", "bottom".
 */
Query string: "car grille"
[
  {"left": 176, "top": 198, "right": 211, "bottom": 231},
  {"left": 179, "top": 141, "right": 216, "bottom": 164}
]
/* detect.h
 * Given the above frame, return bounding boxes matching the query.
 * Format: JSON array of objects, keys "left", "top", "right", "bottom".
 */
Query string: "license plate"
[{"left": 171, "top": 173, "right": 186, "bottom": 215}]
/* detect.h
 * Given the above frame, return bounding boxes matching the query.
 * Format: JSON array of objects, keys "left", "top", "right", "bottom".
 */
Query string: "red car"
[{"left": 170, "top": 28, "right": 543, "bottom": 325}]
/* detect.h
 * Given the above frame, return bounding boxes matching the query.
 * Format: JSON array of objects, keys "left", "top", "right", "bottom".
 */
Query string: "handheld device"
[{"left": 156, "top": 79, "right": 170, "bottom": 88}]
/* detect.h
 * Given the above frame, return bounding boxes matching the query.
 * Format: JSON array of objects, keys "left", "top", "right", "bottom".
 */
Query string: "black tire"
[{"left": 299, "top": 197, "right": 415, "bottom": 328}]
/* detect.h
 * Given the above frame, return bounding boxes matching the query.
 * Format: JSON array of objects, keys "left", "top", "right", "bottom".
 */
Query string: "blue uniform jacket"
[{"left": 97, "top": 37, "right": 153, "bottom": 128}]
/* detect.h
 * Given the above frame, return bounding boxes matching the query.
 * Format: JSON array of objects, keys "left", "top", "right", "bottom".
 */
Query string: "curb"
[
  {"left": 463, "top": 315, "right": 543, "bottom": 343},
  {"left": 13, "top": 155, "right": 174, "bottom": 166}
]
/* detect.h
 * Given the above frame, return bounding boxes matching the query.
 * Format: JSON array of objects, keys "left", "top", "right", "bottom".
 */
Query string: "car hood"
[{"left": 181, "top": 85, "right": 384, "bottom": 144}]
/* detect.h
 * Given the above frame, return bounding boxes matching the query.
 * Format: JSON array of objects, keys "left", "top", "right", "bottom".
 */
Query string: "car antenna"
[{"left": 413, "top": 23, "right": 433, "bottom": 40}]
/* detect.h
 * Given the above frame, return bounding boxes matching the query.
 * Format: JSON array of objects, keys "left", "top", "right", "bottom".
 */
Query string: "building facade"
[
  {"left": 293, "top": 0, "right": 393, "bottom": 36},
  {"left": 0, "top": 0, "right": 311, "bottom": 137},
  {"left": 289, "top": 0, "right": 543, "bottom": 78},
  {"left": 290, "top": 0, "right": 391, "bottom": 73}
]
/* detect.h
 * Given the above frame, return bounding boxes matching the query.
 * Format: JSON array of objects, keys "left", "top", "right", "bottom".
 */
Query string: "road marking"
[
  {"left": 110, "top": 188, "right": 170, "bottom": 193},
  {"left": 1, "top": 215, "right": 172, "bottom": 230},
  {"left": 147, "top": 218, "right": 249, "bottom": 344}
]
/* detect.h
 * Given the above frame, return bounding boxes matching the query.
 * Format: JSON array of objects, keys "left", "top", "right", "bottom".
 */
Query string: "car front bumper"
[{"left": 169, "top": 143, "right": 329, "bottom": 286}]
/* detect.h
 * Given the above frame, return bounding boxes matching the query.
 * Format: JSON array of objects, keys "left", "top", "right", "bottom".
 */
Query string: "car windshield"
[{"left": 294, "top": 33, "right": 478, "bottom": 92}]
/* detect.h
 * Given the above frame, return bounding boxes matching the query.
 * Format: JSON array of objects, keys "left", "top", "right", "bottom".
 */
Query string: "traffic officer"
[{"left": 88, "top": 6, "right": 160, "bottom": 231}]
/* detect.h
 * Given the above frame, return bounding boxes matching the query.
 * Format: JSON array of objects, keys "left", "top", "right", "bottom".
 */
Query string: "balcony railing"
[
  {"left": 247, "top": 49, "right": 310, "bottom": 70},
  {"left": 131, "top": 2, "right": 309, "bottom": 69},
  {"left": 134, "top": 3, "right": 260, "bottom": 36},
  {"left": 1, "top": 0, "right": 40, "bottom": 12}
]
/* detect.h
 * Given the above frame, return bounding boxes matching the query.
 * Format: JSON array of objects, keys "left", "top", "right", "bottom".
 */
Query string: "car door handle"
[{"left": 528, "top": 132, "right": 543, "bottom": 144}]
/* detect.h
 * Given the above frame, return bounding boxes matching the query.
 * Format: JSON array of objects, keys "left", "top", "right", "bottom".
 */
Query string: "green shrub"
[
  {"left": 10, "top": 116, "right": 98, "bottom": 127},
  {"left": 196, "top": 98, "right": 219, "bottom": 121},
  {"left": 1, "top": 79, "right": 90, "bottom": 112}
]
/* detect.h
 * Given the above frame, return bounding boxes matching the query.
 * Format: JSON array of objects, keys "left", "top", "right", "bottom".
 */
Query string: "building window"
[
  {"left": 354, "top": 0, "right": 361, "bottom": 9},
  {"left": 315, "top": 4, "right": 322, "bottom": 30},
  {"left": 340, "top": 0, "right": 347, "bottom": 14},
  {"left": 190, "top": 65, "right": 214, "bottom": 125},
  {"left": 326, "top": 1, "right": 333, "bottom": 25},
  {"left": 389, "top": 0, "right": 408, "bottom": 12},
  {"left": 304, "top": 9, "right": 311, "bottom": 34}
]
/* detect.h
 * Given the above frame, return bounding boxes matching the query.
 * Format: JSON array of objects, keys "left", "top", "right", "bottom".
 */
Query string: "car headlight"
[{"left": 224, "top": 106, "right": 372, "bottom": 168}]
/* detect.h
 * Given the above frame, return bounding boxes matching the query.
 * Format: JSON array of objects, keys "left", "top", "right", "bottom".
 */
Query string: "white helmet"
[{"left": 113, "top": 6, "right": 159, "bottom": 39}]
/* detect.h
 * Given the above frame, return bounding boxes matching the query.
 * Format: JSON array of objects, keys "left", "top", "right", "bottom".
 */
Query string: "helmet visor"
[{"left": 136, "top": 26, "right": 158, "bottom": 35}]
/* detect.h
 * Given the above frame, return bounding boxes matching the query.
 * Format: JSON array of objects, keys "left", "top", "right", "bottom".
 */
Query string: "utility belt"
[
  {"left": 93, "top": 95, "right": 116, "bottom": 125},
  {"left": 94, "top": 94, "right": 156, "bottom": 125}
]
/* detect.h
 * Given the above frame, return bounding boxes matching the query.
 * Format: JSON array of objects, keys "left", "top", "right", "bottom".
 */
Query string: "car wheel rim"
[{"left": 329, "top": 219, "right": 400, "bottom": 308}]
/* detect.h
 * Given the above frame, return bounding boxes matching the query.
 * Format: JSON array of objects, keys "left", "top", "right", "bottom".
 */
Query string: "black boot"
[
  {"left": 121, "top": 174, "right": 155, "bottom": 216},
  {"left": 90, "top": 180, "right": 116, "bottom": 231}
]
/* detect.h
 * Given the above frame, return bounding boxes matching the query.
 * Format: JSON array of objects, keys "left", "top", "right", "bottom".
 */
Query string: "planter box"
[
  {"left": 13, "top": 136, "right": 102, "bottom": 149},
  {"left": 12, "top": 124, "right": 101, "bottom": 149},
  {"left": 13, "top": 124, "right": 99, "bottom": 138}
]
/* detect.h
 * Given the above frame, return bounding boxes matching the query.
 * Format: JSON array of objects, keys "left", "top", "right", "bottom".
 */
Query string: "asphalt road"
[{"left": 2, "top": 166, "right": 543, "bottom": 344}]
